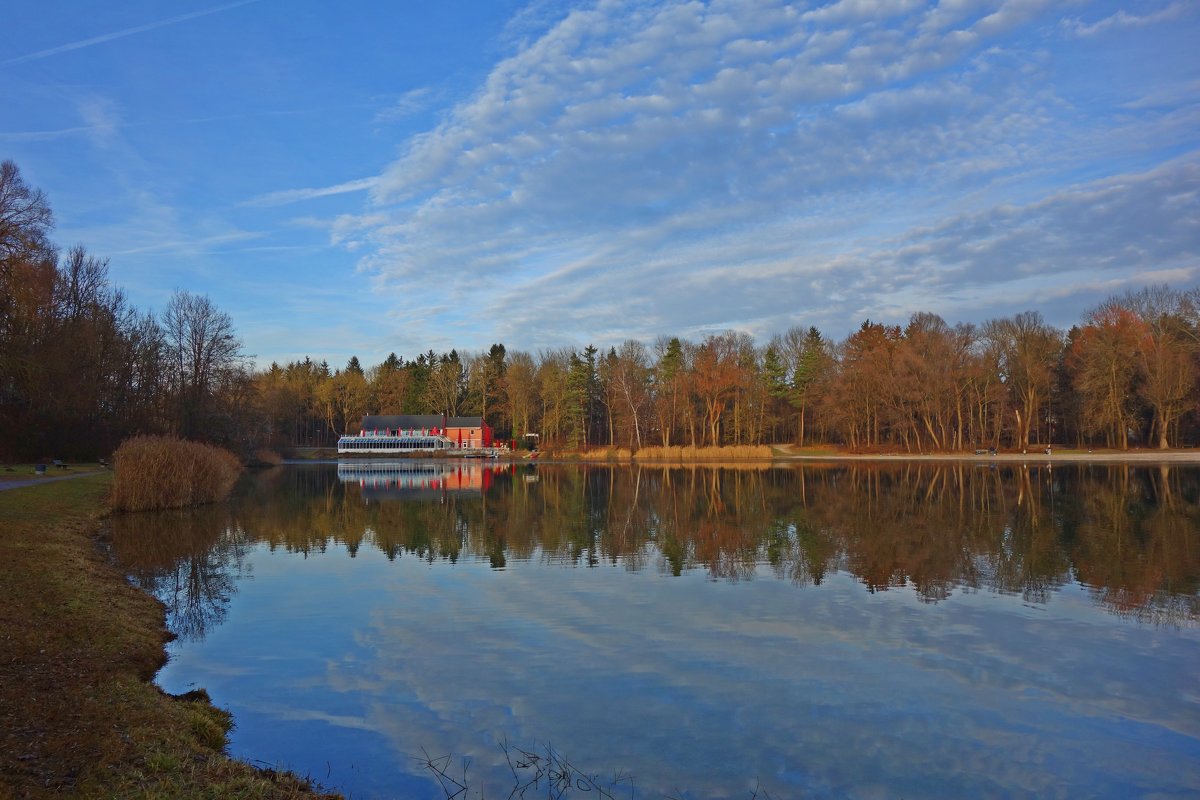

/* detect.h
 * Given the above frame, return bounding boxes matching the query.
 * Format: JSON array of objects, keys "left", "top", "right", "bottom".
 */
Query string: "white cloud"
[
  {"left": 332, "top": 0, "right": 1198, "bottom": 353},
  {"left": 244, "top": 177, "right": 380, "bottom": 207},
  {"left": 803, "top": 0, "right": 927, "bottom": 25},
  {"left": 1062, "top": 1, "right": 1192, "bottom": 38}
]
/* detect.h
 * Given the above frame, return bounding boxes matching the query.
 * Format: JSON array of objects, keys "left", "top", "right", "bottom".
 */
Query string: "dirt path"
[{"left": 0, "top": 470, "right": 103, "bottom": 491}]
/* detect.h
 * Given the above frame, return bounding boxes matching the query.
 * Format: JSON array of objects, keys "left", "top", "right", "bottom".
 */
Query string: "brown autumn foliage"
[{"left": 111, "top": 435, "right": 243, "bottom": 511}]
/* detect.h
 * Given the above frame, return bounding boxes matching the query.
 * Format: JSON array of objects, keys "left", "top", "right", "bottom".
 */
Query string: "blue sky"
[{"left": 4, "top": 0, "right": 1198, "bottom": 368}]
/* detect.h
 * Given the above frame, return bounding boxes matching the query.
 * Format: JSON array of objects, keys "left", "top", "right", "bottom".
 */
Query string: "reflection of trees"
[
  {"left": 109, "top": 505, "right": 251, "bottom": 641},
  {"left": 1063, "top": 465, "right": 1200, "bottom": 624},
  {"left": 111, "top": 462, "right": 1200, "bottom": 634}
]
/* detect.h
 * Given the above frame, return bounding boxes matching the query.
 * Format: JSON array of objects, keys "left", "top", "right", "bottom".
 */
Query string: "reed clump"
[
  {"left": 110, "top": 435, "right": 244, "bottom": 511},
  {"left": 253, "top": 448, "right": 284, "bottom": 466},
  {"left": 633, "top": 444, "right": 774, "bottom": 461}
]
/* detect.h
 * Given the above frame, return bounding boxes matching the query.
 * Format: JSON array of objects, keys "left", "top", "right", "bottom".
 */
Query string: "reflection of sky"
[{"left": 154, "top": 538, "right": 1200, "bottom": 800}]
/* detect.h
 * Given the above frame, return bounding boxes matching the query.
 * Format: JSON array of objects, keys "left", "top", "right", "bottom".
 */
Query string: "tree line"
[{"left": 3, "top": 158, "right": 1198, "bottom": 459}]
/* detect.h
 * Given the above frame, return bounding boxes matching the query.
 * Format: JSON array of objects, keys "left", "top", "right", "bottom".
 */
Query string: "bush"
[
  {"left": 252, "top": 448, "right": 284, "bottom": 466},
  {"left": 110, "top": 435, "right": 244, "bottom": 511}
]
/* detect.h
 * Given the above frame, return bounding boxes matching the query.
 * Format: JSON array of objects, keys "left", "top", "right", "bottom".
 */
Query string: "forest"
[{"left": 2, "top": 158, "right": 1198, "bottom": 460}]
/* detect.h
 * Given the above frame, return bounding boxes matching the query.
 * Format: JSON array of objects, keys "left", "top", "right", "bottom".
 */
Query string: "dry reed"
[
  {"left": 633, "top": 444, "right": 774, "bottom": 461},
  {"left": 253, "top": 448, "right": 284, "bottom": 466},
  {"left": 110, "top": 435, "right": 244, "bottom": 512}
]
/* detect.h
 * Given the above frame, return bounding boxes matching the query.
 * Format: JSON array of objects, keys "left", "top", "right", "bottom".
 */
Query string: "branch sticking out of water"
[
  {"left": 419, "top": 740, "right": 776, "bottom": 799},
  {"left": 418, "top": 739, "right": 634, "bottom": 799}
]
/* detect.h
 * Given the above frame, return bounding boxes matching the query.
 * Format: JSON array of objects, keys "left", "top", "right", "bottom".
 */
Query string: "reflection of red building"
[
  {"left": 442, "top": 463, "right": 495, "bottom": 491},
  {"left": 336, "top": 461, "right": 506, "bottom": 502},
  {"left": 357, "top": 415, "right": 493, "bottom": 448}
]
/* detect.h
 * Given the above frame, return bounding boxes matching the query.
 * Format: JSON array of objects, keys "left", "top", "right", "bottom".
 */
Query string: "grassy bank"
[{"left": 0, "top": 473, "right": 337, "bottom": 799}]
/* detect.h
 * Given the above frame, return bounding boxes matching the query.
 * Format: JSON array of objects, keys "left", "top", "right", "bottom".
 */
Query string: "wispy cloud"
[
  {"left": 0, "top": 103, "right": 369, "bottom": 143},
  {"left": 105, "top": 230, "right": 265, "bottom": 257},
  {"left": 1, "top": 0, "right": 262, "bottom": 66},
  {"left": 1061, "top": 1, "right": 1192, "bottom": 38},
  {"left": 498, "top": 0, "right": 579, "bottom": 50},
  {"left": 373, "top": 88, "right": 435, "bottom": 124},
  {"left": 76, "top": 97, "right": 123, "bottom": 149},
  {"left": 0, "top": 125, "right": 111, "bottom": 143},
  {"left": 244, "top": 177, "right": 381, "bottom": 208}
]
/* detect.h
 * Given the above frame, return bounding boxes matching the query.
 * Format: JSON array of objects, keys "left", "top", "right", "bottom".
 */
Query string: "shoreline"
[
  {"left": 772, "top": 449, "right": 1200, "bottom": 464},
  {"left": 283, "top": 449, "right": 1200, "bottom": 466},
  {"left": 0, "top": 474, "right": 338, "bottom": 799}
]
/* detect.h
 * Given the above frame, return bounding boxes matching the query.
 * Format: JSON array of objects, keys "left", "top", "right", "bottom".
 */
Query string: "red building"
[{"left": 356, "top": 415, "right": 493, "bottom": 449}]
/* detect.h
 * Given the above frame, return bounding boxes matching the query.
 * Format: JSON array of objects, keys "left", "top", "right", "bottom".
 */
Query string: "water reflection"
[
  {"left": 109, "top": 462, "right": 1200, "bottom": 644},
  {"left": 337, "top": 459, "right": 495, "bottom": 501},
  {"left": 107, "top": 461, "right": 1200, "bottom": 798},
  {"left": 112, "top": 505, "right": 252, "bottom": 641}
]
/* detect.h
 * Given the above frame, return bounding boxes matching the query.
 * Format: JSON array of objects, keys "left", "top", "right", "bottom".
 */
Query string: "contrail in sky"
[{"left": 2, "top": 0, "right": 261, "bottom": 66}]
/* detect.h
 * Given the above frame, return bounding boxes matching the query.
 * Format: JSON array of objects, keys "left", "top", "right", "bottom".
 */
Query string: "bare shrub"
[
  {"left": 253, "top": 448, "right": 284, "bottom": 466},
  {"left": 633, "top": 445, "right": 773, "bottom": 461},
  {"left": 111, "top": 435, "right": 243, "bottom": 511},
  {"left": 421, "top": 740, "right": 632, "bottom": 799}
]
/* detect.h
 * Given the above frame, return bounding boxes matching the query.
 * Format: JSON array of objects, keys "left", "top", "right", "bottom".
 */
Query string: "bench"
[{"left": 53, "top": 459, "right": 67, "bottom": 469}]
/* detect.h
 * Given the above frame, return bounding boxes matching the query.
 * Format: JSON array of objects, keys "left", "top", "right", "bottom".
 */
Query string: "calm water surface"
[{"left": 110, "top": 461, "right": 1200, "bottom": 799}]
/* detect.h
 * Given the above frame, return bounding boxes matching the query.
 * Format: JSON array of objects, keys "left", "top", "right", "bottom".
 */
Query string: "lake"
[{"left": 109, "top": 461, "right": 1200, "bottom": 799}]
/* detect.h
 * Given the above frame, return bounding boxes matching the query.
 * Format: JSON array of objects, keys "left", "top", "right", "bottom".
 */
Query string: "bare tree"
[
  {"left": 423, "top": 351, "right": 464, "bottom": 417},
  {"left": 0, "top": 161, "right": 56, "bottom": 416},
  {"left": 162, "top": 291, "right": 246, "bottom": 439},
  {"left": 608, "top": 339, "right": 650, "bottom": 448},
  {"left": 983, "top": 312, "right": 1062, "bottom": 450},
  {"left": 693, "top": 332, "right": 748, "bottom": 446},
  {"left": 0, "top": 160, "right": 54, "bottom": 272},
  {"left": 536, "top": 349, "right": 571, "bottom": 445},
  {"left": 1114, "top": 286, "right": 1199, "bottom": 448},
  {"left": 1068, "top": 305, "right": 1144, "bottom": 449}
]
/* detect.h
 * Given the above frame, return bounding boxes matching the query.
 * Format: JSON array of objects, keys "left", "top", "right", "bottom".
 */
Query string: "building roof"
[
  {"left": 360, "top": 415, "right": 442, "bottom": 431},
  {"left": 357, "top": 414, "right": 487, "bottom": 431}
]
